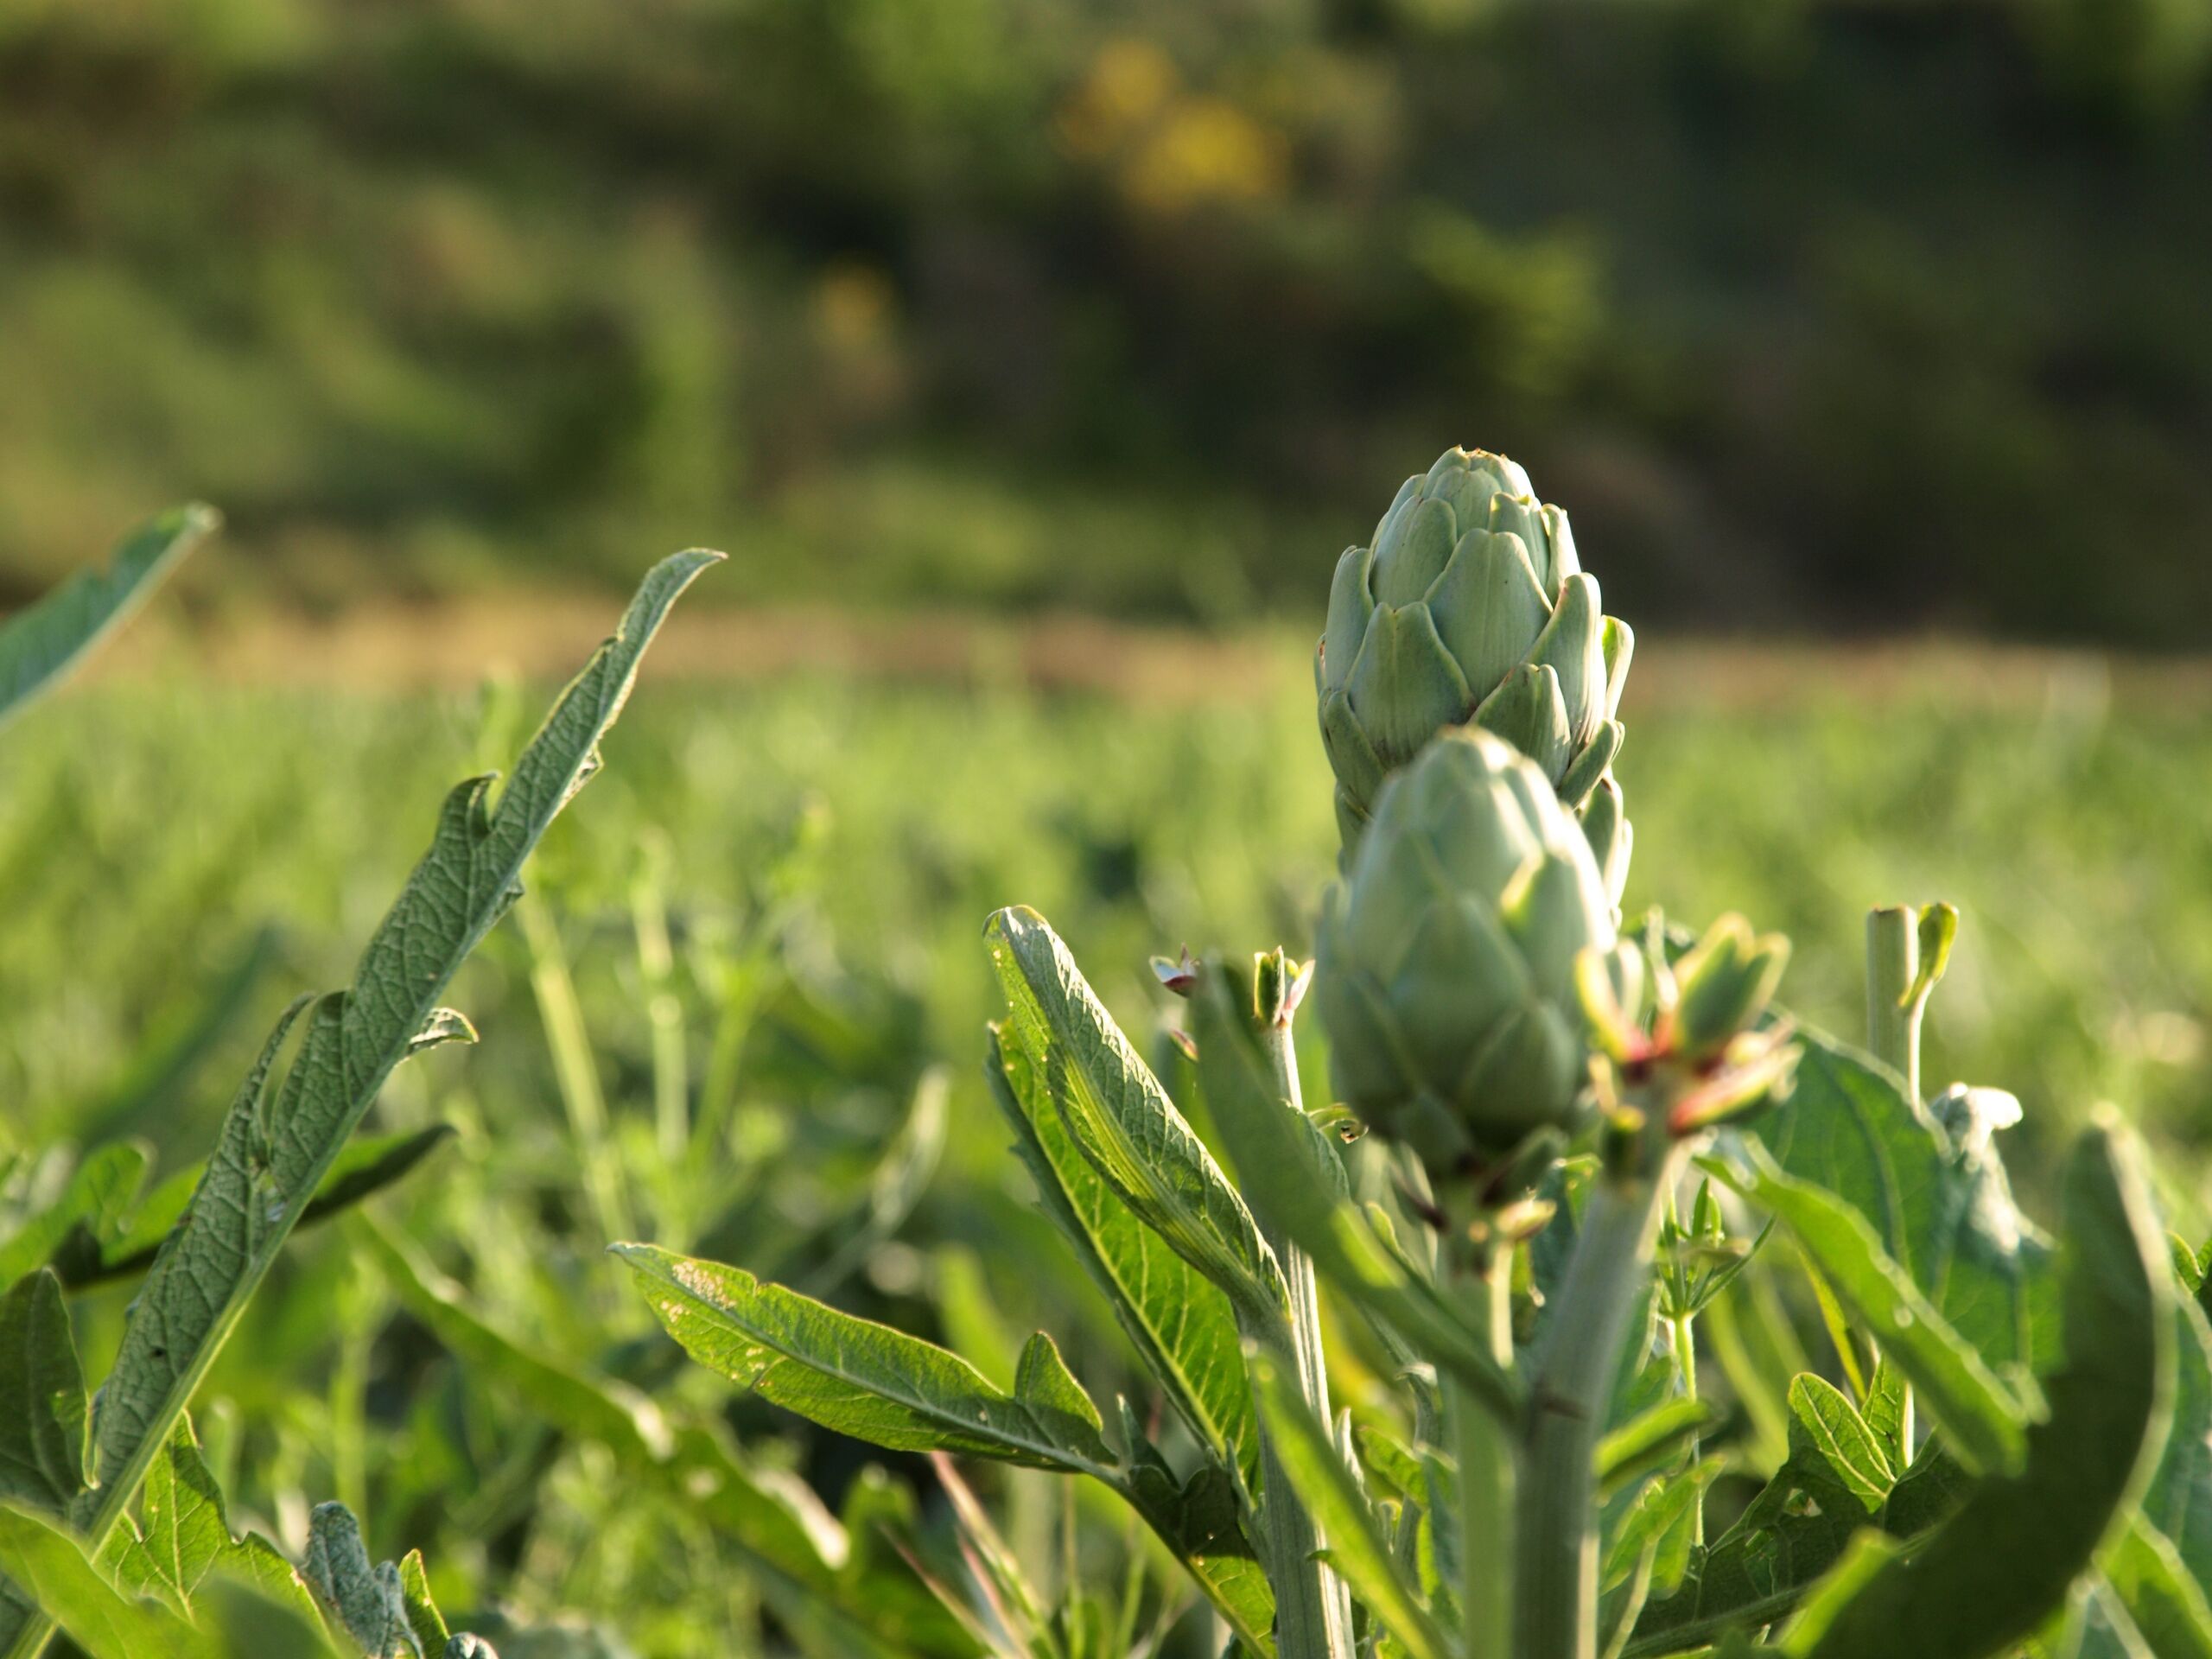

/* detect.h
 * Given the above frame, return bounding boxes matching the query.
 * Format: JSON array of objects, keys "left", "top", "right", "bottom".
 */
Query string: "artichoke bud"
[
  {"left": 1317, "top": 447, "right": 1636, "bottom": 892},
  {"left": 1671, "top": 914, "right": 1791, "bottom": 1062},
  {"left": 1576, "top": 775, "right": 1632, "bottom": 910},
  {"left": 1314, "top": 728, "right": 1616, "bottom": 1174}
]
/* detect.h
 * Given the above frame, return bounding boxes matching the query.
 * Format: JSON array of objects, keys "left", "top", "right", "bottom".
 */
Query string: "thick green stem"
[
  {"left": 1671, "top": 1304, "right": 1702, "bottom": 1547},
  {"left": 1248, "top": 1016, "right": 1357, "bottom": 1659},
  {"left": 1865, "top": 906, "right": 1919, "bottom": 1102},
  {"left": 1517, "top": 1143, "right": 1681, "bottom": 1659},
  {"left": 1664, "top": 1192, "right": 1705, "bottom": 1548},
  {"left": 1455, "top": 1249, "right": 1517, "bottom": 1659},
  {"left": 1864, "top": 907, "right": 1920, "bottom": 1449}
]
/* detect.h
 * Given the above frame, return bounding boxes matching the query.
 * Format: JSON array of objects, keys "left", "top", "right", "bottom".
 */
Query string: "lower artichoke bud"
[
  {"left": 1315, "top": 447, "right": 1635, "bottom": 897},
  {"left": 1315, "top": 727, "right": 1617, "bottom": 1173}
]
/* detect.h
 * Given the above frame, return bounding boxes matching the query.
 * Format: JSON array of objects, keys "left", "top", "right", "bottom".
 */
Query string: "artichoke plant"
[
  {"left": 1314, "top": 726, "right": 1616, "bottom": 1171},
  {"left": 1315, "top": 448, "right": 1633, "bottom": 898}
]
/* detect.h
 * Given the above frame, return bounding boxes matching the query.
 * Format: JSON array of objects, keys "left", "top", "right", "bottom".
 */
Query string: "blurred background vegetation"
[
  {"left": 5, "top": 0, "right": 2212, "bottom": 640},
  {"left": 7, "top": 4, "right": 2212, "bottom": 1650}
]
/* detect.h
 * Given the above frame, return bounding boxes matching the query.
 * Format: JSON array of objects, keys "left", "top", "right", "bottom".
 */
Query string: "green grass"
[{"left": 5, "top": 660, "right": 2207, "bottom": 1205}]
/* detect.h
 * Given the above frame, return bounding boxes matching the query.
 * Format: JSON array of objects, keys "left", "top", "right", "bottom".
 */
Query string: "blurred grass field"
[{"left": 5, "top": 630, "right": 2207, "bottom": 1221}]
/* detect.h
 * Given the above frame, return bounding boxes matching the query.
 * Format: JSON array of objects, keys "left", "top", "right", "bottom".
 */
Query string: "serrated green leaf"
[
  {"left": 1185, "top": 967, "right": 1516, "bottom": 1421},
  {"left": 1791, "top": 1122, "right": 2172, "bottom": 1659},
  {"left": 335, "top": 1223, "right": 945, "bottom": 1653},
  {"left": 1862, "top": 1360, "right": 1910, "bottom": 1471},
  {"left": 985, "top": 907, "right": 1283, "bottom": 1321},
  {"left": 396, "top": 1551, "right": 448, "bottom": 1655},
  {"left": 0, "top": 1503, "right": 209, "bottom": 1659},
  {"left": 0, "top": 551, "right": 717, "bottom": 1659},
  {"left": 987, "top": 1027, "right": 1258, "bottom": 1491},
  {"left": 2172, "top": 1237, "right": 2204, "bottom": 1295},
  {"left": 1250, "top": 1352, "right": 1446, "bottom": 1659},
  {"left": 2102, "top": 1515, "right": 2212, "bottom": 1659},
  {"left": 1354, "top": 1424, "right": 1427, "bottom": 1508},
  {"left": 99, "top": 1414, "right": 320, "bottom": 1630},
  {"left": 1747, "top": 1034, "right": 2059, "bottom": 1380},
  {"left": 1878, "top": 1442, "right": 1974, "bottom": 1545},
  {"left": 1602, "top": 1458, "right": 1725, "bottom": 1598},
  {"left": 75, "top": 1126, "right": 459, "bottom": 1290},
  {"left": 1415, "top": 1445, "right": 1459, "bottom": 1634},
  {"left": 0, "top": 505, "right": 214, "bottom": 734},
  {"left": 1788, "top": 1376, "right": 1892, "bottom": 1512},
  {"left": 0, "top": 1143, "right": 150, "bottom": 1289},
  {"left": 1597, "top": 1399, "right": 1719, "bottom": 1491},
  {"left": 301, "top": 1502, "right": 415, "bottom": 1658},
  {"left": 84, "top": 552, "right": 714, "bottom": 1498},
  {"left": 617, "top": 1243, "right": 1118, "bottom": 1475},
  {"left": 1013, "top": 1332, "right": 1105, "bottom": 1442},
  {"left": 1713, "top": 1141, "right": 2028, "bottom": 1478},
  {"left": 1637, "top": 1123, "right": 2167, "bottom": 1654},
  {"left": 0, "top": 1272, "right": 87, "bottom": 1518},
  {"left": 1627, "top": 1376, "right": 1888, "bottom": 1653},
  {"left": 2142, "top": 1298, "right": 2212, "bottom": 1586},
  {"left": 101, "top": 1428, "right": 221, "bottom": 1610},
  {"left": 1113, "top": 1411, "right": 1275, "bottom": 1656}
]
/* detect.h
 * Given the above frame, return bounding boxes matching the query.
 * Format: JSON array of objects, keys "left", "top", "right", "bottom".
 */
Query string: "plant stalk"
[
  {"left": 1248, "top": 1014, "right": 1357, "bottom": 1659},
  {"left": 1864, "top": 906, "right": 1919, "bottom": 1447},
  {"left": 1865, "top": 906, "right": 1919, "bottom": 1101},
  {"left": 1664, "top": 1192, "right": 1705, "bottom": 1548},
  {"left": 1455, "top": 1247, "right": 1517, "bottom": 1659},
  {"left": 1517, "top": 1137, "right": 1682, "bottom": 1659}
]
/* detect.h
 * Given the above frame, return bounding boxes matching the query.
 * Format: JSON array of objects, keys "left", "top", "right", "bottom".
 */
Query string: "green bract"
[
  {"left": 1316, "top": 448, "right": 1634, "bottom": 895},
  {"left": 1314, "top": 727, "right": 1616, "bottom": 1171},
  {"left": 1672, "top": 912, "right": 1791, "bottom": 1062}
]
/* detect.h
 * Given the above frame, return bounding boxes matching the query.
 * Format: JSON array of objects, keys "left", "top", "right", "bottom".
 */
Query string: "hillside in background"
[{"left": 4, "top": 0, "right": 2211, "bottom": 642}]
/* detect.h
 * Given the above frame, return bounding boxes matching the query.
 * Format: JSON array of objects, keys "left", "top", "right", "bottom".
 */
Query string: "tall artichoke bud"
[
  {"left": 1315, "top": 727, "right": 1617, "bottom": 1173},
  {"left": 1316, "top": 448, "right": 1634, "bottom": 894},
  {"left": 1580, "top": 776, "right": 1632, "bottom": 908}
]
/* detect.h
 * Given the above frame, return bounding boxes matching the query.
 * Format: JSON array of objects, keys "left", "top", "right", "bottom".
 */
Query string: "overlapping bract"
[
  {"left": 1314, "top": 728, "right": 1617, "bottom": 1170},
  {"left": 1316, "top": 448, "right": 1632, "bottom": 898}
]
